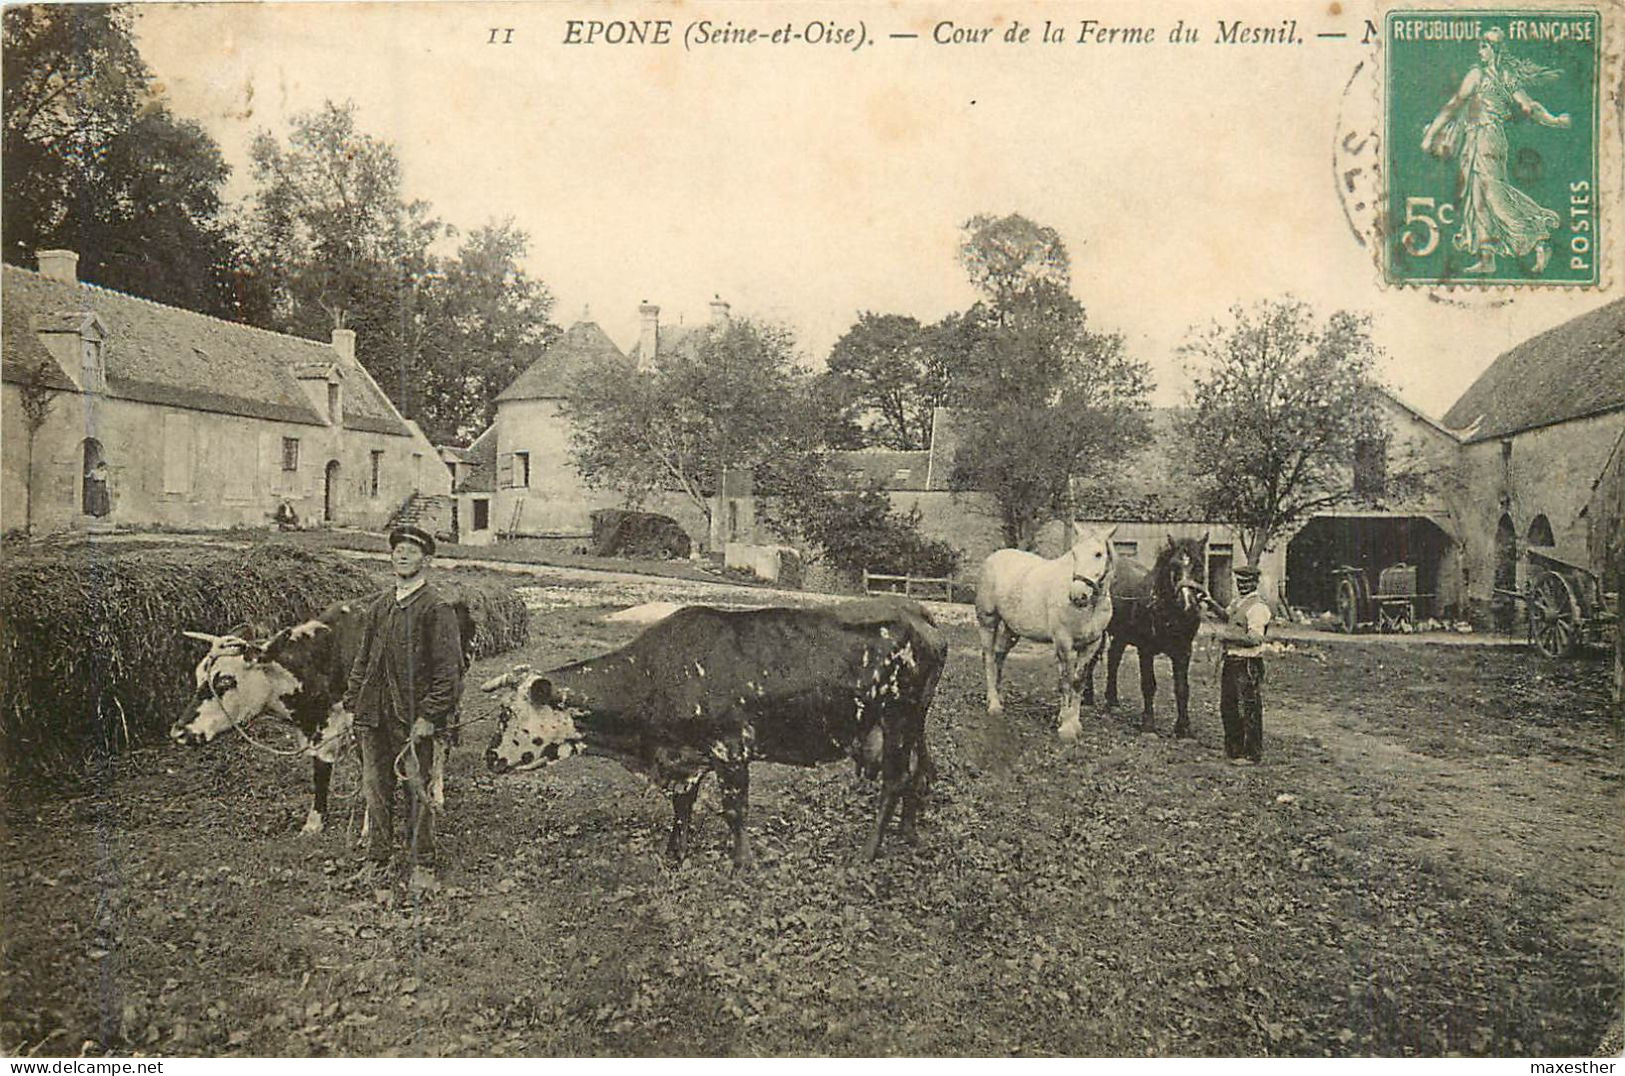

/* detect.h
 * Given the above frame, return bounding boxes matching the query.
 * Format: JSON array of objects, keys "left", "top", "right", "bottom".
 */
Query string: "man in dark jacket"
[{"left": 344, "top": 525, "right": 464, "bottom": 890}]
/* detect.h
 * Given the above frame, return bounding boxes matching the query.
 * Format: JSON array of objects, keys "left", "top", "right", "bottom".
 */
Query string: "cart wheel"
[
  {"left": 1336, "top": 578, "right": 1359, "bottom": 633},
  {"left": 1529, "top": 570, "right": 1580, "bottom": 659}
]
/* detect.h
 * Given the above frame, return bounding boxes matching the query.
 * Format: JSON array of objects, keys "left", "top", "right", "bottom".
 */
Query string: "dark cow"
[
  {"left": 171, "top": 597, "right": 476, "bottom": 834},
  {"left": 484, "top": 598, "right": 947, "bottom": 867}
]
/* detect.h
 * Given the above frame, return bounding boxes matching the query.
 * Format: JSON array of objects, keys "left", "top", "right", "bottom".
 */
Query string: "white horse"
[{"left": 975, "top": 523, "right": 1118, "bottom": 741}]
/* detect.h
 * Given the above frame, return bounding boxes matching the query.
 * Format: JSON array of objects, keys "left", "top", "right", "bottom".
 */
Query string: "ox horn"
[
  {"left": 181, "top": 630, "right": 224, "bottom": 645},
  {"left": 480, "top": 663, "right": 532, "bottom": 692}
]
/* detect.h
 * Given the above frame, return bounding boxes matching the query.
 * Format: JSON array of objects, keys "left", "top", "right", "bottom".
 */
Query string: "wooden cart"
[
  {"left": 1333, "top": 562, "right": 1436, "bottom": 634},
  {"left": 1506, "top": 548, "right": 1620, "bottom": 659}
]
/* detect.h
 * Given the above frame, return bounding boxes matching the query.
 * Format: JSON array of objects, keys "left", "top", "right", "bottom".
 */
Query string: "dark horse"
[{"left": 1084, "top": 534, "right": 1211, "bottom": 736}]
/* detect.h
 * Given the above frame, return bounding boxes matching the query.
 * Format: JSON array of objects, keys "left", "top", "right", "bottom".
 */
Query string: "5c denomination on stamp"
[{"left": 1385, "top": 10, "right": 1600, "bottom": 286}]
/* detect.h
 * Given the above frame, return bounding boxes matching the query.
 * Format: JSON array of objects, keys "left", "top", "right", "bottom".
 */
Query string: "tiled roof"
[
  {"left": 1442, "top": 298, "right": 1625, "bottom": 441},
  {"left": 1, "top": 265, "right": 411, "bottom": 435},
  {"left": 828, "top": 449, "right": 933, "bottom": 491},
  {"left": 453, "top": 424, "right": 497, "bottom": 494},
  {"left": 0, "top": 304, "right": 76, "bottom": 390},
  {"left": 496, "top": 320, "right": 629, "bottom": 402}
]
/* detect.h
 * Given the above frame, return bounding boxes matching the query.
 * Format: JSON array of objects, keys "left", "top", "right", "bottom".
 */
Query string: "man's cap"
[
  {"left": 1233, "top": 565, "right": 1261, "bottom": 581},
  {"left": 389, "top": 525, "right": 436, "bottom": 557}
]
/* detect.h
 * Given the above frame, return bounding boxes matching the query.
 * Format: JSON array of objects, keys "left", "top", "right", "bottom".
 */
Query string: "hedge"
[{"left": 0, "top": 541, "right": 527, "bottom": 793}]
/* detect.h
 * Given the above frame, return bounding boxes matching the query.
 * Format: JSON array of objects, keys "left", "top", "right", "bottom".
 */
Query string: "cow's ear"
[{"left": 526, "top": 677, "right": 554, "bottom": 708}]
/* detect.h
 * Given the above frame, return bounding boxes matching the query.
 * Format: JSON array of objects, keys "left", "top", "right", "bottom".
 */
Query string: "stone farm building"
[
  {"left": 1442, "top": 297, "right": 1625, "bottom": 626},
  {"left": 814, "top": 297, "right": 1624, "bottom": 623},
  {"left": 454, "top": 289, "right": 1622, "bottom": 624},
  {"left": 0, "top": 251, "right": 447, "bottom": 536},
  {"left": 479, "top": 298, "right": 734, "bottom": 548}
]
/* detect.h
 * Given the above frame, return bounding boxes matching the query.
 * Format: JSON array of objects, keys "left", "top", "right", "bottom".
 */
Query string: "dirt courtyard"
[{"left": 1, "top": 572, "right": 1619, "bottom": 1056}]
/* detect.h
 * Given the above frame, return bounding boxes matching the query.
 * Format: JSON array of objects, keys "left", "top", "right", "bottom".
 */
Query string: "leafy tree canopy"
[
  {"left": 2, "top": 4, "right": 248, "bottom": 317},
  {"left": 944, "top": 216, "right": 1153, "bottom": 547},
  {"left": 1177, "top": 297, "right": 1406, "bottom": 565},
  {"left": 243, "top": 102, "right": 558, "bottom": 439},
  {"left": 564, "top": 318, "right": 818, "bottom": 528},
  {"left": 821, "top": 312, "right": 949, "bottom": 451}
]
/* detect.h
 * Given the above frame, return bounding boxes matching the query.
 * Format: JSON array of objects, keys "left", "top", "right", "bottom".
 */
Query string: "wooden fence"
[{"left": 862, "top": 570, "right": 960, "bottom": 602}]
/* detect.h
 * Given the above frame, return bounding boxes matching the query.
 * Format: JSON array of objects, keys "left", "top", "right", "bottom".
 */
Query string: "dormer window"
[{"left": 81, "top": 337, "right": 105, "bottom": 393}]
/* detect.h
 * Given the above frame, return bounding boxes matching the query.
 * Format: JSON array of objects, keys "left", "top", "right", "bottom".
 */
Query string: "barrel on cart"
[{"left": 1333, "top": 562, "right": 1435, "bottom": 633}]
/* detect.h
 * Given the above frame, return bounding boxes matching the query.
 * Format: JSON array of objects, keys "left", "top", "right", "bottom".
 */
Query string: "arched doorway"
[
  {"left": 1494, "top": 513, "right": 1518, "bottom": 630},
  {"left": 81, "top": 439, "right": 110, "bottom": 518},
  {"left": 1527, "top": 514, "right": 1555, "bottom": 548},
  {"left": 324, "top": 460, "right": 341, "bottom": 523}
]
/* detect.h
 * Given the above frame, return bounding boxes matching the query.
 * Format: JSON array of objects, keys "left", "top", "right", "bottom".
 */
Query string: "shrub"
[
  {"left": 0, "top": 541, "right": 527, "bottom": 794},
  {"left": 765, "top": 485, "right": 961, "bottom": 583}
]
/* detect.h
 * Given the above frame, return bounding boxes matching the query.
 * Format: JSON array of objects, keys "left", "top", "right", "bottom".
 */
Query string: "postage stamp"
[{"left": 1384, "top": 9, "right": 1601, "bottom": 286}]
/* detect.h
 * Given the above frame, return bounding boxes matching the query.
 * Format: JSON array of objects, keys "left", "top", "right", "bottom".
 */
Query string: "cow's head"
[
  {"left": 482, "top": 665, "right": 587, "bottom": 774},
  {"left": 170, "top": 629, "right": 302, "bottom": 746}
]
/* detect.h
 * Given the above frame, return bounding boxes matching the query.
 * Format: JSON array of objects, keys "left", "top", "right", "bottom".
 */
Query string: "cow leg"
[
  {"left": 717, "top": 762, "right": 754, "bottom": 870},
  {"left": 1171, "top": 646, "right": 1193, "bottom": 738},
  {"left": 1105, "top": 636, "right": 1129, "bottom": 711},
  {"left": 1138, "top": 648, "right": 1159, "bottom": 732},
  {"left": 666, "top": 773, "right": 704, "bottom": 862},
  {"left": 864, "top": 729, "right": 910, "bottom": 861},
  {"left": 303, "top": 757, "right": 332, "bottom": 835}
]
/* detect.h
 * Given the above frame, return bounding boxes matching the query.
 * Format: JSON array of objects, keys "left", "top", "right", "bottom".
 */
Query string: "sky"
[{"left": 133, "top": 0, "right": 1620, "bottom": 419}]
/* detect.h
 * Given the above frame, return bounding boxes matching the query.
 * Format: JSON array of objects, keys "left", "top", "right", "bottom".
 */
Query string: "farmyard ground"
[{"left": 1, "top": 579, "right": 1619, "bottom": 1057}]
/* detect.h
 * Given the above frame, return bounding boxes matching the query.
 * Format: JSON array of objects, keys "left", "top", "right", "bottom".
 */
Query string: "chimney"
[
  {"left": 37, "top": 249, "right": 79, "bottom": 284},
  {"left": 330, "top": 328, "right": 356, "bottom": 364},
  {"left": 709, "top": 295, "right": 731, "bottom": 325},
  {"left": 637, "top": 301, "right": 660, "bottom": 368}
]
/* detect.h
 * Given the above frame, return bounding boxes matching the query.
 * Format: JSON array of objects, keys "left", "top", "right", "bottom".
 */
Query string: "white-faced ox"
[
  {"left": 483, "top": 599, "right": 947, "bottom": 867},
  {"left": 170, "top": 599, "right": 474, "bottom": 834}
]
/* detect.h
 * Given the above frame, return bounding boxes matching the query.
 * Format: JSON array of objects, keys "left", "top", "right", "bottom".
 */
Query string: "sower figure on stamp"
[
  {"left": 1420, "top": 26, "right": 1572, "bottom": 276},
  {"left": 1212, "top": 564, "right": 1273, "bottom": 766},
  {"left": 344, "top": 525, "right": 464, "bottom": 891}
]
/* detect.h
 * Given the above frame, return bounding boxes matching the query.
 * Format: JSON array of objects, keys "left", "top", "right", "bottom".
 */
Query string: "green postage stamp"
[{"left": 1385, "top": 10, "right": 1601, "bottom": 285}]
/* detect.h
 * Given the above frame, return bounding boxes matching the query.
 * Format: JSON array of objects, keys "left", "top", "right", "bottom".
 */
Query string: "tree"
[
  {"left": 1178, "top": 298, "right": 1417, "bottom": 566},
  {"left": 944, "top": 216, "right": 1153, "bottom": 547},
  {"left": 244, "top": 101, "right": 445, "bottom": 378},
  {"left": 407, "top": 221, "right": 560, "bottom": 443},
  {"left": 823, "top": 312, "right": 950, "bottom": 450},
  {"left": 564, "top": 318, "right": 815, "bottom": 532},
  {"left": 244, "top": 105, "right": 564, "bottom": 436},
  {"left": 957, "top": 213, "right": 1070, "bottom": 318},
  {"left": 2, "top": 5, "right": 248, "bottom": 317}
]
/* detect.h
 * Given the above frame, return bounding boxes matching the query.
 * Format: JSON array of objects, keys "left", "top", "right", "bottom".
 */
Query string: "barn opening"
[
  {"left": 1285, "top": 514, "right": 1455, "bottom": 617},
  {"left": 1493, "top": 513, "right": 1519, "bottom": 630}
]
